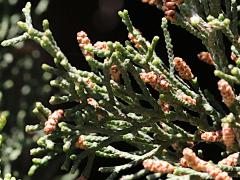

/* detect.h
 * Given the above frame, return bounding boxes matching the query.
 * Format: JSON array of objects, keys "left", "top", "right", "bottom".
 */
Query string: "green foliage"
[{"left": 2, "top": 0, "right": 240, "bottom": 180}]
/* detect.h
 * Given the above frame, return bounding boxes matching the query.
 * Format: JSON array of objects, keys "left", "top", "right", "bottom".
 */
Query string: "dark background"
[
  {"left": 14, "top": 0, "right": 223, "bottom": 179},
  {"left": 44, "top": 0, "right": 217, "bottom": 93},
  {"left": 17, "top": 0, "right": 217, "bottom": 91}
]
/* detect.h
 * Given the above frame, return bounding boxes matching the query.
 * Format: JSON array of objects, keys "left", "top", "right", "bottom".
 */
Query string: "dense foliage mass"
[{"left": 2, "top": 0, "right": 240, "bottom": 179}]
